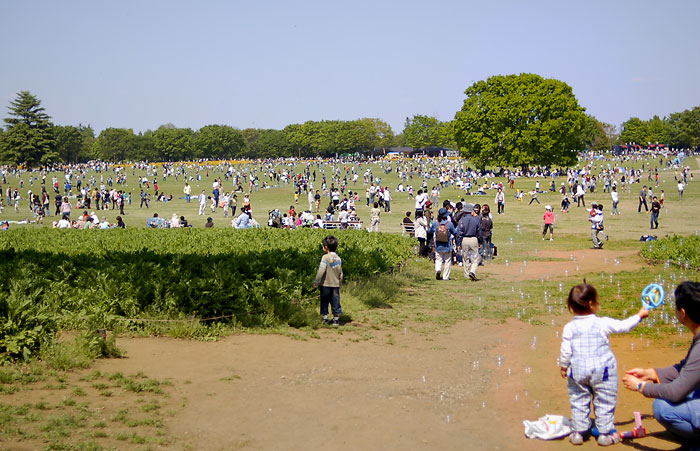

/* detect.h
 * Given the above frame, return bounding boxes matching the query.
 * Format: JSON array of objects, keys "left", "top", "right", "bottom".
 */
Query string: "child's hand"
[
  {"left": 637, "top": 307, "right": 649, "bottom": 319},
  {"left": 560, "top": 367, "right": 568, "bottom": 378}
]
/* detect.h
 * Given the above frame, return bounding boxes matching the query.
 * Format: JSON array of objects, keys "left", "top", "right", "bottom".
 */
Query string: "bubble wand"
[{"left": 641, "top": 283, "right": 665, "bottom": 310}]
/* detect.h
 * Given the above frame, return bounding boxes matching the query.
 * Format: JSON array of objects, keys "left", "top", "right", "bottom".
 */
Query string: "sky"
[{"left": 1, "top": 0, "right": 699, "bottom": 135}]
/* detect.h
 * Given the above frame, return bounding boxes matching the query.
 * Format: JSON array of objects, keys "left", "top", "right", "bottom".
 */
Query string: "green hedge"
[
  {"left": 640, "top": 234, "right": 700, "bottom": 270},
  {"left": 0, "top": 228, "right": 414, "bottom": 358}
]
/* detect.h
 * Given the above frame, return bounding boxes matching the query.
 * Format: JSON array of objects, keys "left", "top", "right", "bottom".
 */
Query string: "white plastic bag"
[{"left": 523, "top": 414, "right": 573, "bottom": 440}]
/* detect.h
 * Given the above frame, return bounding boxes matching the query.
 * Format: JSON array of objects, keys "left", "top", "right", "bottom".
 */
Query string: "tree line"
[{"left": 1, "top": 86, "right": 698, "bottom": 167}]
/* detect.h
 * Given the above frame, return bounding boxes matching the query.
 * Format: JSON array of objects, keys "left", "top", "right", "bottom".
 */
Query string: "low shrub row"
[{"left": 0, "top": 228, "right": 414, "bottom": 360}]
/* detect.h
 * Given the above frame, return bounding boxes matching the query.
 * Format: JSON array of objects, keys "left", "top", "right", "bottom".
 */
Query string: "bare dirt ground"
[
  {"left": 2, "top": 249, "right": 687, "bottom": 450},
  {"left": 482, "top": 249, "right": 644, "bottom": 282}
]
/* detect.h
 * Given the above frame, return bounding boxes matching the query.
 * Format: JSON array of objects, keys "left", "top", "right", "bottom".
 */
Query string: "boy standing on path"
[{"left": 313, "top": 235, "right": 343, "bottom": 326}]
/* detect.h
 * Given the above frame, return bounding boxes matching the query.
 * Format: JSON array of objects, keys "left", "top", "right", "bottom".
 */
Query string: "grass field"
[{"left": 1, "top": 154, "right": 699, "bottom": 449}]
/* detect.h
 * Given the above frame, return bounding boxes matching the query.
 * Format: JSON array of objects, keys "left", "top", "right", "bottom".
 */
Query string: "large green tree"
[
  {"left": 53, "top": 125, "right": 95, "bottom": 163},
  {"left": 130, "top": 131, "right": 156, "bottom": 161},
  {"left": 154, "top": 125, "right": 193, "bottom": 161},
  {"left": 454, "top": 73, "right": 586, "bottom": 170},
  {"left": 193, "top": 124, "right": 245, "bottom": 159},
  {"left": 249, "top": 129, "right": 292, "bottom": 158},
  {"left": 667, "top": 107, "right": 700, "bottom": 148},
  {"left": 619, "top": 117, "right": 647, "bottom": 145},
  {"left": 96, "top": 128, "right": 135, "bottom": 162},
  {"left": 580, "top": 115, "right": 609, "bottom": 150},
  {"left": 1, "top": 91, "right": 55, "bottom": 166},
  {"left": 403, "top": 115, "right": 440, "bottom": 149}
]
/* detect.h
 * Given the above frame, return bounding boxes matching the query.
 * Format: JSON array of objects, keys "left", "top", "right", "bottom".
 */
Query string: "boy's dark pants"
[{"left": 320, "top": 286, "right": 342, "bottom": 317}]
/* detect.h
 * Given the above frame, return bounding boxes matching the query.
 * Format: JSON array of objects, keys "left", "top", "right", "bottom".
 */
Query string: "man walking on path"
[
  {"left": 428, "top": 208, "right": 456, "bottom": 280},
  {"left": 638, "top": 186, "right": 649, "bottom": 213},
  {"left": 184, "top": 183, "right": 191, "bottom": 203},
  {"left": 198, "top": 190, "right": 207, "bottom": 215},
  {"left": 455, "top": 204, "right": 483, "bottom": 281}
]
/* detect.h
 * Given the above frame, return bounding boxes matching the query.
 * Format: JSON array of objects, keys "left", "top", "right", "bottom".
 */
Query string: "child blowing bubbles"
[
  {"left": 559, "top": 283, "right": 649, "bottom": 446},
  {"left": 313, "top": 235, "right": 343, "bottom": 326}
]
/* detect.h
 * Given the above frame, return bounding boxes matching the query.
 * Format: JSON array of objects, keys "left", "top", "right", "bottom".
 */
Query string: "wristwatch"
[{"left": 637, "top": 382, "right": 644, "bottom": 392}]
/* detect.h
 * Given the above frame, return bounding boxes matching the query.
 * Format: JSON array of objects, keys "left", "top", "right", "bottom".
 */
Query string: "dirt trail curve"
[{"left": 87, "top": 248, "right": 681, "bottom": 450}]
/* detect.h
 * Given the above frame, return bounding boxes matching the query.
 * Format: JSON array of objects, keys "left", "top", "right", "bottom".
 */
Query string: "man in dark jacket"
[{"left": 455, "top": 204, "right": 482, "bottom": 281}]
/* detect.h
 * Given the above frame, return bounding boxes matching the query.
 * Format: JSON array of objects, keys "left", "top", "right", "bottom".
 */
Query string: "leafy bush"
[
  {"left": 0, "top": 228, "right": 413, "bottom": 335},
  {"left": 640, "top": 234, "right": 700, "bottom": 270},
  {"left": 0, "top": 279, "right": 56, "bottom": 361}
]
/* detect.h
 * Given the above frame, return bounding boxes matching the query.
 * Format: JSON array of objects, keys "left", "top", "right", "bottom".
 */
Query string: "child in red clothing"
[{"left": 543, "top": 205, "right": 555, "bottom": 241}]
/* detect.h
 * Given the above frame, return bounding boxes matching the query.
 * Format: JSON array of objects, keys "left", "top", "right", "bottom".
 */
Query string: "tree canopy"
[
  {"left": 0, "top": 88, "right": 697, "bottom": 166},
  {"left": 454, "top": 74, "right": 587, "bottom": 169},
  {"left": 1, "top": 91, "right": 55, "bottom": 166}
]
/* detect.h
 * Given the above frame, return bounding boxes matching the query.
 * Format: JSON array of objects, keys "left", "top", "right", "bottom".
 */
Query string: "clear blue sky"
[{"left": 2, "top": 0, "right": 698, "bottom": 135}]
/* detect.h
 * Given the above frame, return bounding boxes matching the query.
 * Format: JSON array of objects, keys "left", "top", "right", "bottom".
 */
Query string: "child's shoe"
[
  {"left": 331, "top": 318, "right": 339, "bottom": 327},
  {"left": 597, "top": 432, "right": 620, "bottom": 446},
  {"left": 569, "top": 432, "right": 584, "bottom": 445}
]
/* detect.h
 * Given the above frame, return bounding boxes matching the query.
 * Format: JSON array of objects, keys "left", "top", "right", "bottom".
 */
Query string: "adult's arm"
[{"left": 643, "top": 339, "right": 700, "bottom": 403}]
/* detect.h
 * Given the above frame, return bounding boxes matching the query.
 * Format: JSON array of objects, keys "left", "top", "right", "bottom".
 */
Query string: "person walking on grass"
[
  {"left": 368, "top": 202, "right": 381, "bottom": 232},
  {"left": 455, "top": 204, "right": 482, "bottom": 281},
  {"left": 542, "top": 205, "right": 555, "bottom": 241},
  {"left": 495, "top": 187, "right": 505, "bottom": 214},
  {"left": 610, "top": 186, "right": 620, "bottom": 215},
  {"left": 650, "top": 196, "right": 661, "bottom": 229},
  {"left": 198, "top": 190, "right": 206, "bottom": 215},
  {"left": 313, "top": 235, "right": 343, "bottom": 326},
  {"left": 638, "top": 186, "right": 649, "bottom": 213},
  {"left": 589, "top": 203, "right": 605, "bottom": 249},
  {"left": 429, "top": 208, "right": 456, "bottom": 280}
]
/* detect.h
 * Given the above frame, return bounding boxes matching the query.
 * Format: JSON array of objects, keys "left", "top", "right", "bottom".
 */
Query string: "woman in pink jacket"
[{"left": 542, "top": 205, "right": 555, "bottom": 241}]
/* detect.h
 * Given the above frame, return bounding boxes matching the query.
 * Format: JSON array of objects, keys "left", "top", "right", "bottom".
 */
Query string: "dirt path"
[
  {"left": 91, "top": 318, "right": 682, "bottom": 450},
  {"left": 482, "top": 249, "right": 644, "bottom": 282},
  {"left": 2, "top": 248, "right": 685, "bottom": 450}
]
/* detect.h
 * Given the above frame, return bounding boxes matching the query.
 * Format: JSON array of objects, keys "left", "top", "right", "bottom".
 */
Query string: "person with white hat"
[{"left": 543, "top": 205, "right": 555, "bottom": 241}]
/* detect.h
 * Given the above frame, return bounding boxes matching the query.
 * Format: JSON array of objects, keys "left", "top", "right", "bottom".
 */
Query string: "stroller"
[{"left": 268, "top": 209, "right": 282, "bottom": 228}]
